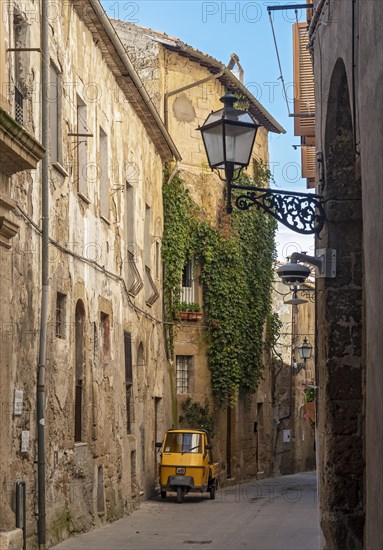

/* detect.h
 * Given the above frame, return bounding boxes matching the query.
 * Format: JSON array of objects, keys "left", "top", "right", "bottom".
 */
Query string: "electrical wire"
[
  {"left": 268, "top": 9, "right": 291, "bottom": 117},
  {"left": 15, "top": 203, "right": 212, "bottom": 330}
]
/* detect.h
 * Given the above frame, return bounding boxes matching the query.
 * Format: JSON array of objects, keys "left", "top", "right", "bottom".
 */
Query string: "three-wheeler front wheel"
[{"left": 176, "top": 486, "right": 184, "bottom": 503}]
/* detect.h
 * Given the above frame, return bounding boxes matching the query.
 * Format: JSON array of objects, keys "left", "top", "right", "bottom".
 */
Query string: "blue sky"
[{"left": 101, "top": 1, "right": 315, "bottom": 258}]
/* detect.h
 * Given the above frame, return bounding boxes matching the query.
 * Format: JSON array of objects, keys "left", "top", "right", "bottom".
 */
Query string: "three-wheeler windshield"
[{"left": 164, "top": 432, "right": 202, "bottom": 453}]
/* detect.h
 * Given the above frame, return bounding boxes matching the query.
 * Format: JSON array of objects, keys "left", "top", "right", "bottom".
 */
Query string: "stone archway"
[{"left": 317, "top": 58, "right": 364, "bottom": 548}]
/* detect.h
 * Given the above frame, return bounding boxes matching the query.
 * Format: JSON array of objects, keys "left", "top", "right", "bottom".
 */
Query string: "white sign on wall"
[
  {"left": 283, "top": 429, "right": 291, "bottom": 443},
  {"left": 14, "top": 389, "right": 23, "bottom": 416},
  {"left": 21, "top": 431, "right": 30, "bottom": 453}
]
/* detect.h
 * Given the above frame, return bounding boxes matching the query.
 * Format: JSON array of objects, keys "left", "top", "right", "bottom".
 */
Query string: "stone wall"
[
  {"left": 0, "top": 2, "right": 170, "bottom": 547},
  {"left": 311, "top": 1, "right": 367, "bottom": 547}
]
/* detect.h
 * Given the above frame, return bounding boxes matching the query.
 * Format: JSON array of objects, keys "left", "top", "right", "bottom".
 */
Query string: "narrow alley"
[{"left": 52, "top": 472, "right": 320, "bottom": 550}]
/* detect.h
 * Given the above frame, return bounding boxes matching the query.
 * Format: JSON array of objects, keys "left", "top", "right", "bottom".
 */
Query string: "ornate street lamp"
[
  {"left": 198, "top": 93, "right": 325, "bottom": 235},
  {"left": 293, "top": 337, "right": 313, "bottom": 374}
]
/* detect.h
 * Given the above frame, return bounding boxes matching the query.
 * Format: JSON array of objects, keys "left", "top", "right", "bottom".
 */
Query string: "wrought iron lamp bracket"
[
  {"left": 292, "top": 361, "right": 306, "bottom": 375},
  {"left": 228, "top": 181, "right": 325, "bottom": 236}
]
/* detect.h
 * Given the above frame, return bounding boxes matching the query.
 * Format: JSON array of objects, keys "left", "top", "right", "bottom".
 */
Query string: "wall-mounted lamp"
[
  {"left": 277, "top": 249, "right": 336, "bottom": 286},
  {"left": 198, "top": 93, "right": 325, "bottom": 235},
  {"left": 284, "top": 287, "right": 308, "bottom": 305},
  {"left": 292, "top": 337, "right": 313, "bottom": 375},
  {"left": 284, "top": 285, "right": 315, "bottom": 305}
]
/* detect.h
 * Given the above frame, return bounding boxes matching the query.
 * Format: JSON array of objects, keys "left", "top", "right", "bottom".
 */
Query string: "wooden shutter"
[
  {"left": 124, "top": 332, "right": 133, "bottom": 386},
  {"left": 301, "top": 145, "right": 316, "bottom": 179},
  {"left": 293, "top": 22, "right": 315, "bottom": 137}
]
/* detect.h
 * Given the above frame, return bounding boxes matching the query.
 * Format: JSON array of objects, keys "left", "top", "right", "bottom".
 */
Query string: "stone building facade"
[
  {"left": 271, "top": 277, "right": 316, "bottom": 476},
  {"left": 113, "top": 20, "right": 285, "bottom": 483},
  {"left": 308, "top": 0, "right": 382, "bottom": 547},
  {"left": 0, "top": 0, "right": 179, "bottom": 547}
]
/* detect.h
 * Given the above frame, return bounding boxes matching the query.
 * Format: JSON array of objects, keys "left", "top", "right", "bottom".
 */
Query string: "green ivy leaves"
[{"left": 162, "top": 167, "right": 276, "bottom": 406}]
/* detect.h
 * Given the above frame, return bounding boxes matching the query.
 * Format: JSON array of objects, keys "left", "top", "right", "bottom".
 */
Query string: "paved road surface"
[{"left": 52, "top": 471, "right": 320, "bottom": 550}]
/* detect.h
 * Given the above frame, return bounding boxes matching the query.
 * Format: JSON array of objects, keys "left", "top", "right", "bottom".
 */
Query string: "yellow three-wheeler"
[{"left": 156, "top": 429, "right": 219, "bottom": 503}]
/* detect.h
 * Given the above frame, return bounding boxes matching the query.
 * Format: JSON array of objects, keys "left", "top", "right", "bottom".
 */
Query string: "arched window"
[{"left": 75, "top": 300, "right": 85, "bottom": 442}]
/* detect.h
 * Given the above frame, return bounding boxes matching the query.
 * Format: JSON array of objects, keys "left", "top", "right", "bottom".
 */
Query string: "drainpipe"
[{"left": 37, "top": 1, "right": 49, "bottom": 547}]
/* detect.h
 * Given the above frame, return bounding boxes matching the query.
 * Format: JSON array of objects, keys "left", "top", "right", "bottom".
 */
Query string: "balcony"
[
  {"left": 0, "top": 193, "right": 19, "bottom": 248},
  {"left": 0, "top": 106, "right": 45, "bottom": 176}
]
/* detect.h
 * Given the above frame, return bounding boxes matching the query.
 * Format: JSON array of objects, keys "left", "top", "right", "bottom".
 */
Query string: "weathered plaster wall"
[{"left": 1, "top": 2, "right": 169, "bottom": 547}]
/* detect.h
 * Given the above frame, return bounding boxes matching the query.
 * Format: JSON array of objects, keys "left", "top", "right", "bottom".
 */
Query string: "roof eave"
[{"left": 71, "top": 0, "right": 181, "bottom": 162}]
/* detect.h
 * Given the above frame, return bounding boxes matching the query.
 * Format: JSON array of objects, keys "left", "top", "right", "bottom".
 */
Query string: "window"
[
  {"left": 49, "top": 64, "right": 62, "bottom": 164},
  {"left": 97, "top": 466, "right": 105, "bottom": 515},
  {"left": 99, "top": 127, "right": 109, "bottom": 219},
  {"left": 55, "top": 292, "right": 66, "bottom": 338},
  {"left": 144, "top": 204, "right": 151, "bottom": 268},
  {"left": 76, "top": 94, "right": 88, "bottom": 197},
  {"left": 163, "top": 432, "right": 202, "bottom": 453},
  {"left": 181, "top": 260, "right": 194, "bottom": 304},
  {"left": 13, "top": 11, "right": 29, "bottom": 126},
  {"left": 75, "top": 300, "right": 85, "bottom": 442},
  {"left": 124, "top": 332, "right": 133, "bottom": 434},
  {"left": 176, "top": 355, "right": 192, "bottom": 394},
  {"left": 125, "top": 182, "right": 134, "bottom": 253},
  {"left": 100, "top": 312, "right": 110, "bottom": 362},
  {"left": 155, "top": 240, "right": 160, "bottom": 280}
]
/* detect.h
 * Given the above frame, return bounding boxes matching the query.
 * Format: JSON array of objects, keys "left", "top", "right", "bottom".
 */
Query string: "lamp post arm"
[
  {"left": 290, "top": 252, "right": 323, "bottom": 270},
  {"left": 290, "top": 250, "right": 337, "bottom": 279},
  {"left": 228, "top": 184, "right": 325, "bottom": 236}
]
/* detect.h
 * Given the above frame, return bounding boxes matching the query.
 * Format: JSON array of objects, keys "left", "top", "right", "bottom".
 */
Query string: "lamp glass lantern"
[
  {"left": 199, "top": 93, "right": 259, "bottom": 172},
  {"left": 298, "top": 337, "right": 313, "bottom": 361}
]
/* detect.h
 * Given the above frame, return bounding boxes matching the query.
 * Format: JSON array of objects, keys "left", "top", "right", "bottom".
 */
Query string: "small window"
[
  {"left": 155, "top": 240, "right": 160, "bottom": 280},
  {"left": 144, "top": 204, "right": 151, "bottom": 268},
  {"left": 55, "top": 292, "right": 66, "bottom": 338},
  {"left": 100, "top": 312, "right": 110, "bottom": 361},
  {"left": 13, "top": 11, "right": 28, "bottom": 126},
  {"left": 181, "top": 260, "right": 194, "bottom": 303},
  {"left": 99, "top": 127, "right": 109, "bottom": 219},
  {"left": 76, "top": 94, "right": 88, "bottom": 197},
  {"left": 49, "top": 64, "right": 62, "bottom": 164},
  {"left": 176, "top": 355, "right": 192, "bottom": 394}
]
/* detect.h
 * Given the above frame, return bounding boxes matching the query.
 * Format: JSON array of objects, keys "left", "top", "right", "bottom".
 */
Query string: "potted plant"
[{"left": 178, "top": 302, "right": 202, "bottom": 321}]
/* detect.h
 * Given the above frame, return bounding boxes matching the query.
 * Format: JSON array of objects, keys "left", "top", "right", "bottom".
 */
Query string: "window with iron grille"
[
  {"left": 176, "top": 355, "right": 192, "bottom": 394},
  {"left": 13, "top": 11, "right": 28, "bottom": 127},
  {"left": 181, "top": 260, "right": 194, "bottom": 303},
  {"left": 14, "top": 86, "right": 23, "bottom": 125}
]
